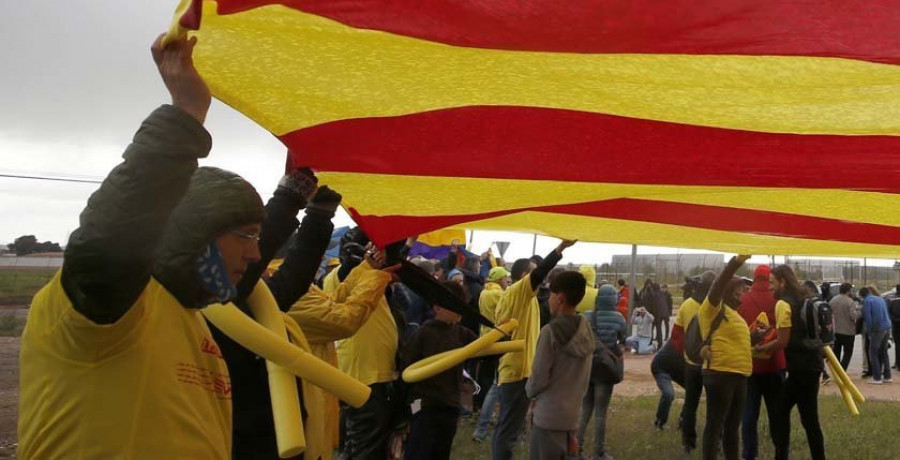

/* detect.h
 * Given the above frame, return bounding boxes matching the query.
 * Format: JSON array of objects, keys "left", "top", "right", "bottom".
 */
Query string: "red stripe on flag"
[
  {"left": 350, "top": 198, "right": 900, "bottom": 247},
  {"left": 215, "top": 0, "right": 900, "bottom": 64},
  {"left": 283, "top": 106, "right": 900, "bottom": 193}
]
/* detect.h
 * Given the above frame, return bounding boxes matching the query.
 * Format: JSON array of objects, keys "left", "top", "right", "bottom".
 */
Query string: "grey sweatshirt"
[
  {"left": 526, "top": 314, "right": 596, "bottom": 431},
  {"left": 830, "top": 294, "right": 860, "bottom": 336}
]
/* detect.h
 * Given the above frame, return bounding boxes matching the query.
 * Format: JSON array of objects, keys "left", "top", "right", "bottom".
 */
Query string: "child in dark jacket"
[{"left": 402, "top": 281, "right": 477, "bottom": 460}]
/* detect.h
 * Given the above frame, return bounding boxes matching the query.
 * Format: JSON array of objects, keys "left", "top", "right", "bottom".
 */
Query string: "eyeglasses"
[{"left": 230, "top": 229, "right": 261, "bottom": 243}]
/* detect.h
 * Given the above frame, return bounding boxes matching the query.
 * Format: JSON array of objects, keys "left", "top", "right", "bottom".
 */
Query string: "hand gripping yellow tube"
[
  {"left": 246, "top": 281, "right": 305, "bottom": 458},
  {"left": 403, "top": 320, "right": 518, "bottom": 383},
  {"left": 201, "top": 298, "right": 372, "bottom": 408},
  {"left": 824, "top": 346, "right": 865, "bottom": 404}
]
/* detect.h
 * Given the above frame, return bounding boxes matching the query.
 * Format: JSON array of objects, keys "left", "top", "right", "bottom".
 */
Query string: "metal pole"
[
  {"left": 629, "top": 245, "right": 637, "bottom": 328},
  {"left": 531, "top": 234, "right": 538, "bottom": 257},
  {"left": 864, "top": 258, "right": 868, "bottom": 286}
]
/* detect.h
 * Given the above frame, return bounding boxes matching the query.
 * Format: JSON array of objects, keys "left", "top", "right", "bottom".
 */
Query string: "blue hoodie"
[
  {"left": 862, "top": 294, "right": 892, "bottom": 333},
  {"left": 582, "top": 284, "right": 627, "bottom": 347}
]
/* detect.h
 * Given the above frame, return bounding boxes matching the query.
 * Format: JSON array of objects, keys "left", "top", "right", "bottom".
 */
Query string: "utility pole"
[{"left": 629, "top": 245, "right": 637, "bottom": 330}]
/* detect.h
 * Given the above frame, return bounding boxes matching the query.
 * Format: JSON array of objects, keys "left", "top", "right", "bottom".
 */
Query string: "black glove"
[
  {"left": 306, "top": 185, "right": 342, "bottom": 218},
  {"left": 274, "top": 168, "right": 318, "bottom": 209}
]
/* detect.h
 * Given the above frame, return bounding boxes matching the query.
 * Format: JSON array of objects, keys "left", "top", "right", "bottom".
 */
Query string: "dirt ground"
[
  {"left": 0, "top": 320, "right": 896, "bottom": 458},
  {"left": 0, "top": 337, "right": 18, "bottom": 458}
]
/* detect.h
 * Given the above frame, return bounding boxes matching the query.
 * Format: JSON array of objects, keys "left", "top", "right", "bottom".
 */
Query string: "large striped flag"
[{"left": 171, "top": 0, "right": 900, "bottom": 257}]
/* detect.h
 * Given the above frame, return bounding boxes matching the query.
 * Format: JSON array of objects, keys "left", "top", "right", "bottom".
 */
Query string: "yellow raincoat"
[{"left": 288, "top": 261, "right": 392, "bottom": 449}]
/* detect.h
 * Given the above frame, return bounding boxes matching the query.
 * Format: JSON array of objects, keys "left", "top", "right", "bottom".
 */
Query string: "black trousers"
[
  {"left": 702, "top": 371, "right": 747, "bottom": 460},
  {"left": 894, "top": 323, "right": 900, "bottom": 367},
  {"left": 405, "top": 404, "right": 459, "bottom": 460},
  {"left": 681, "top": 364, "right": 703, "bottom": 450},
  {"left": 343, "top": 382, "right": 392, "bottom": 460},
  {"left": 774, "top": 371, "right": 825, "bottom": 460},
  {"left": 474, "top": 356, "right": 498, "bottom": 409},
  {"left": 832, "top": 333, "right": 855, "bottom": 370},
  {"left": 741, "top": 372, "right": 784, "bottom": 460},
  {"left": 653, "top": 318, "right": 670, "bottom": 345}
]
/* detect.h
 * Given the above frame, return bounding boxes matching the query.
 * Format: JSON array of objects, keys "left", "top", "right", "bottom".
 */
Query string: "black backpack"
[
  {"left": 683, "top": 306, "right": 727, "bottom": 367},
  {"left": 800, "top": 298, "right": 834, "bottom": 349}
]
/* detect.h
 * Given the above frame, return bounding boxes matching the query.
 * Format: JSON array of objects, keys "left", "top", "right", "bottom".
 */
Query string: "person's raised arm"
[
  {"left": 707, "top": 255, "right": 750, "bottom": 307},
  {"left": 62, "top": 35, "right": 211, "bottom": 324},
  {"left": 234, "top": 168, "right": 319, "bottom": 302},
  {"left": 529, "top": 239, "right": 576, "bottom": 291},
  {"left": 258, "top": 186, "right": 342, "bottom": 311}
]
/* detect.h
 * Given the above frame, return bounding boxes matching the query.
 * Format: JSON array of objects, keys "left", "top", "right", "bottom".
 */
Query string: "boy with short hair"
[
  {"left": 403, "top": 281, "right": 477, "bottom": 460},
  {"left": 526, "top": 271, "right": 596, "bottom": 460}
]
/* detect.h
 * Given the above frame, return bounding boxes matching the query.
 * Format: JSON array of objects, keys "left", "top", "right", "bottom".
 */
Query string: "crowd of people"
[{"left": 15, "top": 34, "right": 895, "bottom": 460}]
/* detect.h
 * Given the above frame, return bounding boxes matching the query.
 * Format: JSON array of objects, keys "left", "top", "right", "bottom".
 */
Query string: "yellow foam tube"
[
  {"left": 405, "top": 340, "right": 526, "bottom": 370},
  {"left": 161, "top": 0, "right": 192, "bottom": 47},
  {"left": 202, "top": 301, "right": 371, "bottom": 408},
  {"left": 827, "top": 357, "right": 860, "bottom": 416},
  {"left": 824, "top": 346, "right": 865, "bottom": 404},
  {"left": 246, "top": 282, "right": 305, "bottom": 458},
  {"left": 403, "top": 320, "right": 518, "bottom": 383}
]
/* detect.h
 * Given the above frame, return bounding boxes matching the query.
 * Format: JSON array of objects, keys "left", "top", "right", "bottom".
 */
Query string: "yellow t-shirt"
[
  {"left": 576, "top": 286, "right": 599, "bottom": 313},
  {"left": 699, "top": 298, "right": 752, "bottom": 376},
  {"left": 18, "top": 271, "right": 231, "bottom": 459},
  {"left": 479, "top": 282, "right": 504, "bottom": 337},
  {"left": 676, "top": 297, "right": 702, "bottom": 365},
  {"left": 775, "top": 300, "right": 793, "bottom": 329},
  {"left": 326, "top": 268, "right": 398, "bottom": 386},
  {"left": 496, "top": 277, "right": 540, "bottom": 384}
]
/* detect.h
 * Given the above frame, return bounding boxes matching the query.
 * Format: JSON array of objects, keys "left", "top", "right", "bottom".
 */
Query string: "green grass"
[
  {"left": 453, "top": 395, "right": 899, "bottom": 459},
  {"left": 0, "top": 268, "right": 56, "bottom": 305},
  {"left": 0, "top": 312, "right": 25, "bottom": 337}
]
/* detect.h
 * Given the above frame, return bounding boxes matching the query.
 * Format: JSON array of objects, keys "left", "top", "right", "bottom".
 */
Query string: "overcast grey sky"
[{"left": 0, "top": 1, "right": 888, "bottom": 267}]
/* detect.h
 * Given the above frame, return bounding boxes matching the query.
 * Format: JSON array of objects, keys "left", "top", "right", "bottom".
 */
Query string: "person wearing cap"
[
  {"left": 320, "top": 227, "right": 403, "bottom": 459},
  {"left": 736, "top": 265, "right": 789, "bottom": 460},
  {"left": 671, "top": 270, "right": 717, "bottom": 454},
  {"left": 19, "top": 36, "right": 263, "bottom": 458},
  {"left": 472, "top": 265, "right": 512, "bottom": 443}
]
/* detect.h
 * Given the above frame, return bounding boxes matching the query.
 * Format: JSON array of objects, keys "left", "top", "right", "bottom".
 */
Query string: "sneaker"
[
  {"left": 862, "top": 371, "right": 872, "bottom": 378},
  {"left": 885, "top": 378, "right": 893, "bottom": 383},
  {"left": 867, "top": 378, "right": 883, "bottom": 385}
]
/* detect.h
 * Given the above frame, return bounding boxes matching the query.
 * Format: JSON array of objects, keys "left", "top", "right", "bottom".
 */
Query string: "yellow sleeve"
[
  {"left": 775, "top": 300, "right": 792, "bottom": 329},
  {"left": 286, "top": 267, "right": 391, "bottom": 344},
  {"left": 495, "top": 278, "right": 536, "bottom": 325},
  {"left": 675, "top": 299, "right": 693, "bottom": 327}
]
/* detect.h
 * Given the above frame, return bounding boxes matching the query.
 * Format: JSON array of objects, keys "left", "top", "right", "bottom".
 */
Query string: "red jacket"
[
  {"left": 738, "top": 280, "right": 786, "bottom": 374},
  {"left": 617, "top": 285, "right": 630, "bottom": 319}
]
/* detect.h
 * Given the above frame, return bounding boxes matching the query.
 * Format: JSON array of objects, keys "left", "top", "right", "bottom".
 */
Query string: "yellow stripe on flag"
[{"left": 195, "top": 1, "right": 900, "bottom": 136}]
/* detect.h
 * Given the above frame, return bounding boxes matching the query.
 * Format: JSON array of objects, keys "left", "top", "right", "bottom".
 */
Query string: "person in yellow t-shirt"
[
  {"left": 492, "top": 239, "right": 575, "bottom": 460},
  {"left": 698, "top": 255, "right": 753, "bottom": 460},
  {"left": 324, "top": 227, "right": 400, "bottom": 460},
  {"left": 671, "top": 270, "right": 716, "bottom": 453},
  {"left": 19, "top": 36, "right": 266, "bottom": 460},
  {"left": 472, "top": 266, "right": 511, "bottom": 442}
]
